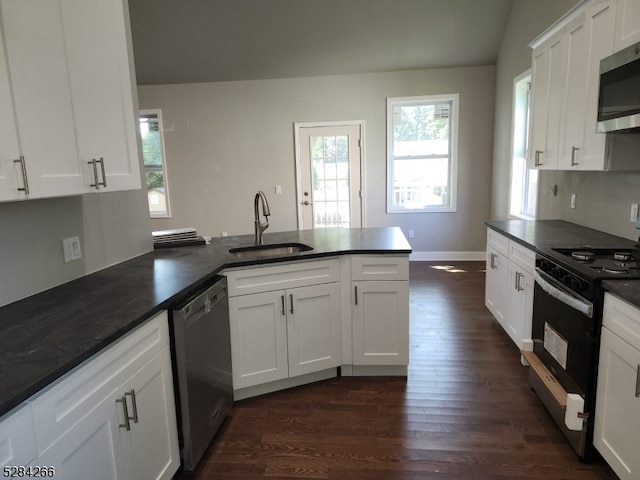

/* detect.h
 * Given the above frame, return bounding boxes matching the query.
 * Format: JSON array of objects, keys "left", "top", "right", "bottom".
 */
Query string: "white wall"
[
  {"left": 0, "top": 188, "right": 151, "bottom": 307},
  {"left": 138, "top": 65, "right": 495, "bottom": 256}
]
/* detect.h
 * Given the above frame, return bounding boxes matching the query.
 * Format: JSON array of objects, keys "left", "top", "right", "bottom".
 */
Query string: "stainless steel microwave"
[{"left": 597, "top": 41, "right": 640, "bottom": 133}]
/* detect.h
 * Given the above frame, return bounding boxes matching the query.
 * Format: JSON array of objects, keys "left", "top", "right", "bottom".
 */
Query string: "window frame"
[
  {"left": 139, "top": 108, "right": 171, "bottom": 218},
  {"left": 386, "top": 94, "right": 459, "bottom": 214},
  {"left": 508, "top": 71, "right": 538, "bottom": 220}
]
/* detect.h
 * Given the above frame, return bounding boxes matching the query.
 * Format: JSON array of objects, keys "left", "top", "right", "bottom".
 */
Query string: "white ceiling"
[{"left": 128, "top": 0, "right": 515, "bottom": 85}]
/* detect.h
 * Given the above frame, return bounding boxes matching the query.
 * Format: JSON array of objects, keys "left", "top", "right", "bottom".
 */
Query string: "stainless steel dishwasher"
[{"left": 171, "top": 276, "right": 232, "bottom": 471}]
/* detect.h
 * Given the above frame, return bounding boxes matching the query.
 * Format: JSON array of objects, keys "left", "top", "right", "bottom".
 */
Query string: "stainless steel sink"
[{"left": 229, "top": 243, "right": 313, "bottom": 259}]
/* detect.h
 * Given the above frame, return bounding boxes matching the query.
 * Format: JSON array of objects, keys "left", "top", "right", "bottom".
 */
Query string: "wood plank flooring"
[{"left": 179, "top": 261, "right": 617, "bottom": 480}]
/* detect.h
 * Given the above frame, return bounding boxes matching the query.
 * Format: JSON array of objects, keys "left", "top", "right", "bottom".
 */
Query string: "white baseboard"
[{"left": 409, "top": 251, "right": 486, "bottom": 262}]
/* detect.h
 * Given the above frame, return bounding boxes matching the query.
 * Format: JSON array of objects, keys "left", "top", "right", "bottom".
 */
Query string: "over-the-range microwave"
[{"left": 597, "top": 41, "right": 640, "bottom": 133}]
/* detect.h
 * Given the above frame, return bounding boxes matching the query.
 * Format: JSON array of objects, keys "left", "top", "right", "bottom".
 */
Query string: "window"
[
  {"left": 509, "top": 72, "right": 537, "bottom": 219},
  {"left": 387, "top": 94, "right": 458, "bottom": 213},
  {"left": 139, "top": 109, "right": 170, "bottom": 217}
]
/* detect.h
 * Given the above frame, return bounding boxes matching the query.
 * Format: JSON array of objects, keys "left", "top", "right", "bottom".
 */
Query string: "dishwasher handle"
[{"left": 176, "top": 278, "right": 227, "bottom": 321}]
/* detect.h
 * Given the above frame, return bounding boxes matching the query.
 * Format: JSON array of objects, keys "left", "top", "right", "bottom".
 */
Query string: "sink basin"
[{"left": 229, "top": 243, "right": 313, "bottom": 259}]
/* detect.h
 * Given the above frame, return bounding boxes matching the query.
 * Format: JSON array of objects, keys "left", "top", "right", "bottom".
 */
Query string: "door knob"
[{"left": 302, "top": 200, "right": 312, "bottom": 206}]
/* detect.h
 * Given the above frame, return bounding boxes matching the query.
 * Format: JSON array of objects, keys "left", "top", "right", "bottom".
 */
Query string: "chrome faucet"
[{"left": 254, "top": 191, "right": 271, "bottom": 245}]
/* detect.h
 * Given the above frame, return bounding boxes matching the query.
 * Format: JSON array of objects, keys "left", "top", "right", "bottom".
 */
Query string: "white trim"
[
  {"left": 386, "top": 94, "right": 459, "bottom": 214},
  {"left": 409, "top": 251, "right": 486, "bottom": 262},
  {"left": 529, "top": 0, "right": 590, "bottom": 49},
  {"left": 293, "top": 120, "right": 366, "bottom": 229}
]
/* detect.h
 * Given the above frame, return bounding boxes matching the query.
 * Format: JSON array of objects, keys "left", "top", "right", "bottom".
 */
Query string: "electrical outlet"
[
  {"left": 275, "top": 185, "right": 282, "bottom": 194},
  {"left": 62, "top": 236, "right": 82, "bottom": 263},
  {"left": 570, "top": 194, "right": 576, "bottom": 209},
  {"left": 631, "top": 204, "right": 639, "bottom": 222},
  {"left": 408, "top": 229, "right": 414, "bottom": 239}
]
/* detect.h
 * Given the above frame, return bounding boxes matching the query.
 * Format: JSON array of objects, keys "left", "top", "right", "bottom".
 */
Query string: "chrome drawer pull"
[
  {"left": 14, "top": 156, "right": 29, "bottom": 194},
  {"left": 125, "top": 389, "right": 138, "bottom": 423},
  {"left": 636, "top": 365, "right": 640, "bottom": 398},
  {"left": 116, "top": 395, "right": 131, "bottom": 431},
  {"left": 571, "top": 146, "right": 579, "bottom": 166}
]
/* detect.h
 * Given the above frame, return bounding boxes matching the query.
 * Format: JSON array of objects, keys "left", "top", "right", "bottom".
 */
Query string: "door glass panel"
[{"left": 310, "top": 134, "right": 350, "bottom": 228}]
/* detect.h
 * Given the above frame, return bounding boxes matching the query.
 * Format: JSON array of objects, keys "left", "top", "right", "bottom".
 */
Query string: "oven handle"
[{"left": 534, "top": 269, "right": 593, "bottom": 318}]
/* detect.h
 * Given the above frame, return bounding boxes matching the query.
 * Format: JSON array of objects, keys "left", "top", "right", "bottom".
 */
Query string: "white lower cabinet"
[
  {"left": 594, "top": 293, "right": 640, "bottom": 480},
  {"left": 0, "top": 403, "right": 37, "bottom": 468},
  {"left": 485, "top": 228, "right": 535, "bottom": 348},
  {"left": 352, "top": 280, "right": 409, "bottom": 365},
  {"left": 225, "top": 259, "right": 341, "bottom": 391},
  {"left": 20, "top": 311, "right": 178, "bottom": 480}
]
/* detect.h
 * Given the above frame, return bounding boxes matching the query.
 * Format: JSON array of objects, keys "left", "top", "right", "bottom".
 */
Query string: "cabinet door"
[
  {"left": 485, "top": 246, "right": 508, "bottom": 327},
  {"left": 506, "top": 262, "right": 534, "bottom": 348},
  {"left": 35, "top": 391, "right": 125, "bottom": 480},
  {"left": 352, "top": 281, "right": 409, "bottom": 365},
  {"left": 60, "top": 0, "right": 140, "bottom": 192},
  {"left": 528, "top": 32, "right": 565, "bottom": 170},
  {"left": 229, "top": 291, "right": 289, "bottom": 389},
  {"left": 0, "top": 20, "right": 21, "bottom": 202},
  {"left": 614, "top": 0, "right": 640, "bottom": 51},
  {"left": 287, "top": 283, "right": 341, "bottom": 377},
  {"left": 594, "top": 328, "right": 640, "bottom": 480},
  {"left": 0, "top": 404, "right": 37, "bottom": 468},
  {"left": 121, "top": 348, "right": 179, "bottom": 480},
  {"left": 560, "top": 1, "right": 615, "bottom": 171},
  {"left": 0, "top": 0, "right": 85, "bottom": 198}
]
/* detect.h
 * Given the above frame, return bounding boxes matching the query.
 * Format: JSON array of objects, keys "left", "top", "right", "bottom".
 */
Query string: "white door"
[{"left": 296, "top": 123, "right": 363, "bottom": 229}]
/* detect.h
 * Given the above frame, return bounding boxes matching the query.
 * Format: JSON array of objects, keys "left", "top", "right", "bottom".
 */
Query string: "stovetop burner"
[
  {"left": 572, "top": 251, "right": 595, "bottom": 261},
  {"left": 550, "top": 247, "right": 640, "bottom": 279}
]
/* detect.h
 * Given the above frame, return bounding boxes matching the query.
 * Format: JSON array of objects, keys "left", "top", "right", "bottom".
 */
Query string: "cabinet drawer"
[
  {"left": 0, "top": 403, "right": 36, "bottom": 468},
  {"left": 509, "top": 241, "right": 535, "bottom": 273},
  {"left": 350, "top": 255, "right": 409, "bottom": 281},
  {"left": 30, "top": 311, "right": 169, "bottom": 453},
  {"left": 225, "top": 259, "right": 339, "bottom": 297},
  {"left": 603, "top": 293, "right": 640, "bottom": 350},
  {"left": 487, "top": 229, "right": 509, "bottom": 256}
]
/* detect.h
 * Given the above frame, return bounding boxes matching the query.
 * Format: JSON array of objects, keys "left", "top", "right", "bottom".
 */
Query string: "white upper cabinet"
[
  {"left": 1, "top": 0, "right": 86, "bottom": 198},
  {"left": 0, "top": 19, "right": 20, "bottom": 201},
  {"left": 558, "top": 0, "right": 615, "bottom": 171},
  {"left": 527, "top": 31, "right": 565, "bottom": 170},
  {"left": 60, "top": 0, "right": 140, "bottom": 192},
  {"left": 614, "top": 0, "right": 640, "bottom": 50},
  {"left": 0, "top": 0, "right": 140, "bottom": 202},
  {"left": 527, "top": 0, "right": 640, "bottom": 172}
]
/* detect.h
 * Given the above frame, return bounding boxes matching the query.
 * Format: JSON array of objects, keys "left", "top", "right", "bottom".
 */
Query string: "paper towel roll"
[{"left": 564, "top": 393, "right": 585, "bottom": 431}]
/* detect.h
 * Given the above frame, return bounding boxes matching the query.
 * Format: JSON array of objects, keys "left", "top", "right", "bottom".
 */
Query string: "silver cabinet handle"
[
  {"left": 14, "top": 156, "right": 29, "bottom": 195},
  {"left": 534, "top": 150, "right": 543, "bottom": 167},
  {"left": 289, "top": 294, "right": 294, "bottom": 314},
  {"left": 571, "top": 146, "right": 579, "bottom": 166},
  {"left": 281, "top": 295, "right": 286, "bottom": 316},
  {"left": 490, "top": 253, "right": 497, "bottom": 269},
  {"left": 116, "top": 395, "right": 131, "bottom": 431},
  {"left": 88, "top": 158, "right": 107, "bottom": 189},
  {"left": 354, "top": 285, "right": 358, "bottom": 305},
  {"left": 515, "top": 272, "right": 524, "bottom": 291},
  {"left": 636, "top": 365, "right": 640, "bottom": 398},
  {"left": 125, "top": 389, "right": 138, "bottom": 424}
]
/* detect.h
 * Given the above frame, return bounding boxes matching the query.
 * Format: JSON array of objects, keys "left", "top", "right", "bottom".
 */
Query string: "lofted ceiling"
[{"left": 128, "top": 0, "right": 515, "bottom": 85}]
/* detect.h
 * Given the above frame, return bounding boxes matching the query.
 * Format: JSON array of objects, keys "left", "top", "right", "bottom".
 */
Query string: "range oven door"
[{"left": 531, "top": 268, "right": 596, "bottom": 396}]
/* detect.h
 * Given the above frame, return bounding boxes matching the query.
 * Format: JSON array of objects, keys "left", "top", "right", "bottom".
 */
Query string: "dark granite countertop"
[
  {"left": 485, "top": 219, "right": 637, "bottom": 251},
  {"left": 0, "top": 227, "right": 411, "bottom": 418},
  {"left": 486, "top": 219, "right": 640, "bottom": 308}
]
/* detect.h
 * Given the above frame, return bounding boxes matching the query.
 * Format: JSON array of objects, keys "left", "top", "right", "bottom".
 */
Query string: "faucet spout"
[{"left": 254, "top": 191, "right": 271, "bottom": 245}]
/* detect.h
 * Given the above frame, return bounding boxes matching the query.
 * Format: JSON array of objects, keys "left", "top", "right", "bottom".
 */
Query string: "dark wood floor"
[{"left": 180, "top": 261, "right": 617, "bottom": 479}]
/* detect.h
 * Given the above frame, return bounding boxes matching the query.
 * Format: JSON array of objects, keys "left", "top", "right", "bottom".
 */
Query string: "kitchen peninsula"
[{"left": 0, "top": 226, "right": 411, "bottom": 418}]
